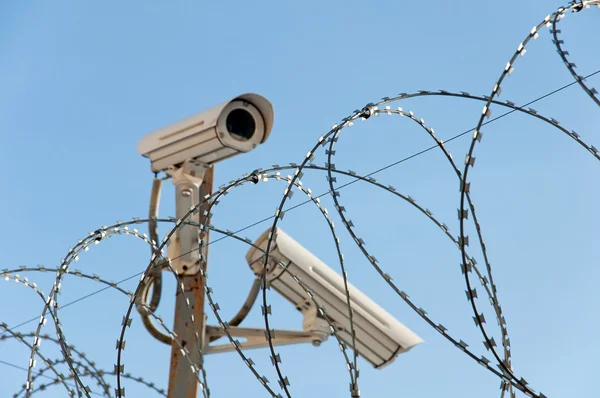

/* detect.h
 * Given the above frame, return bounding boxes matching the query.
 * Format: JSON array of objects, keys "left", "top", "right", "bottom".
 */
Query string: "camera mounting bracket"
[
  {"left": 167, "top": 159, "right": 210, "bottom": 275},
  {"left": 166, "top": 159, "right": 208, "bottom": 184},
  {"left": 203, "top": 301, "right": 329, "bottom": 354},
  {"left": 203, "top": 325, "right": 328, "bottom": 354}
]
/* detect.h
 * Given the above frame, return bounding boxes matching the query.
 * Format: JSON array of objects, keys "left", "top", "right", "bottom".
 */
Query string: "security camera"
[
  {"left": 246, "top": 228, "right": 423, "bottom": 369},
  {"left": 137, "top": 93, "right": 274, "bottom": 173}
]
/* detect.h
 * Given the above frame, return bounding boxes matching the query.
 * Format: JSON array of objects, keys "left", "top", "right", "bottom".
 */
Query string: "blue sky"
[{"left": 1, "top": 1, "right": 599, "bottom": 397}]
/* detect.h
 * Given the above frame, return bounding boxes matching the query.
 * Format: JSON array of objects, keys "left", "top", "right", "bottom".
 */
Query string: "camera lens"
[{"left": 226, "top": 108, "right": 256, "bottom": 141}]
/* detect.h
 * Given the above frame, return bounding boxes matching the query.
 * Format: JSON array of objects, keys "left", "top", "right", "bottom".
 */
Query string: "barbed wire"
[
  {"left": 551, "top": 3, "right": 600, "bottom": 106},
  {"left": 3, "top": 70, "right": 599, "bottom": 340},
  {"left": 1, "top": 1, "right": 598, "bottom": 397}
]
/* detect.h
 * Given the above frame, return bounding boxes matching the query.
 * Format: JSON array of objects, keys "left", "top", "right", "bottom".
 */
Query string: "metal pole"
[{"left": 168, "top": 166, "right": 213, "bottom": 398}]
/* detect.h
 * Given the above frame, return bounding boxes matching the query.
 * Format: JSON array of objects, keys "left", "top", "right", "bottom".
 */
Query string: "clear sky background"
[{"left": 1, "top": 1, "right": 599, "bottom": 397}]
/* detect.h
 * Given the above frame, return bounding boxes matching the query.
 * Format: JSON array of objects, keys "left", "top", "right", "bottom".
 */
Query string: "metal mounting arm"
[
  {"left": 204, "top": 298, "right": 330, "bottom": 354},
  {"left": 166, "top": 159, "right": 208, "bottom": 276},
  {"left": 203, "top": 326, "right": 328, "bottom": 354}
]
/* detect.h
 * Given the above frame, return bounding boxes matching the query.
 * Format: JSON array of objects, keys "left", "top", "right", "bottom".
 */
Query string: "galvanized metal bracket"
[
  {"left": 203, "top": 325, "right": 328, "bottom": 354},
  {"left": 167, "top": 160, "right": 208, "bottom": 276}
]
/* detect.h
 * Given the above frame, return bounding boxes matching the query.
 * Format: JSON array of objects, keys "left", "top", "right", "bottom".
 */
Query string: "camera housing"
[
  {"left": 246, "top": 228, "right": 423, "bottom": 368},
  {"left": 137, "top": 93, "right": 274, "bottom": 173}
]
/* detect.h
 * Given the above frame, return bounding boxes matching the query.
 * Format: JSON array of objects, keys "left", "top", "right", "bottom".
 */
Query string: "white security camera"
[
  {"left": 137, "top": 93, "right": 274, "bottom": 173},
  {"left": 246, "top": 228, "right": 423, "bottom": 368}
]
